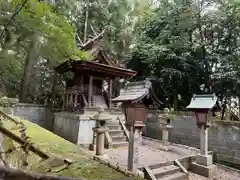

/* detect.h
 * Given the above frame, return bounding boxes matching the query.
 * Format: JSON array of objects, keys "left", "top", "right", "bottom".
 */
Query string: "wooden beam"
[
  {"left": 0, "top": 125, "right": 49, "bottom": 160},
  {"left": 88, "top": 76, "right": 93, "bottom": 107},
  {"left": 0, "top": 165, "right": 84, "bottom": 180},
  {"left": 0, "top": 110, "right": 19, "bottom": 125}
]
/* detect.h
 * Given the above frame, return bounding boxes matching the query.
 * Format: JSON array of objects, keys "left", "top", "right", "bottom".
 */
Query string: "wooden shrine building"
[{"left": 55, "top": 34, "right": 137, "bottom": 111}]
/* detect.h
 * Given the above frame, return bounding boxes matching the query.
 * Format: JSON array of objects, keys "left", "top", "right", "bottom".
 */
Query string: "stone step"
[
  {"left": 107, "top": 124, "right": 122, "bottom": 130},
  {"left": 159, "top": 172, "right": 188, "bottom": 180},
  {"left": 152, "top": 165, "right": 180, "bottom": 179},
  {"left": 149, "top": 161, "right": 173, "bottom": 169},
  {"left": 111, "top": 141, "right": 128, "bottom": 148},
  {"left": 111, "top": 135, "right": 127, "bottom": 142},
  {"left": 108, "top": 130, "right": 125, "bottom": 136}
]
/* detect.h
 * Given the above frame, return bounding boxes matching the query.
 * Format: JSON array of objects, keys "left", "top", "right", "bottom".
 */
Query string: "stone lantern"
[
  {"left": 186, "top": 94, "right": 217, "bottom": 177},
  {"left": 158, "top": 108, "right": 172, "bottom": 150},
  {"left": 91, "top": 108, "right": 111, "bottom": 156},
  {"left": 112, "top": 79, "right": 162, "bottom": 173}
]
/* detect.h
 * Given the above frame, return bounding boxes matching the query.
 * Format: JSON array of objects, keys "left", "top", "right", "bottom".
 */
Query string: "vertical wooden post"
[
  {"left": 51, "top": 71, "right": 57, "bottom": 107},
  {"left": 88, "top": 76, "right": 93, "bottom": 107},
  {"left": 62, "top": 81, "right": 66, "bottom": 111},
  {"left": 128, "top": 126, "right": 140, "bottom": 173},
  {"left": 108, "top": 78, "right": 113, "bottom": 109},
  {"left": 80, "top": 76, "right": 84, "bottom": 92}
]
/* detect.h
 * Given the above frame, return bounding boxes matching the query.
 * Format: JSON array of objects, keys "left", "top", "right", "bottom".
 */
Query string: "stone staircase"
[
  {"left": 91, "top": 95, "right": 108, "bottom": 108},
  {"left": 91, "top": 115, "right": 129, "bottom": 149},
  {"left": 106, "top": 120, "right": 128, "bottom": 148},
  {"left": 144, "top": 161, "right": 188, "bottom": 180}
]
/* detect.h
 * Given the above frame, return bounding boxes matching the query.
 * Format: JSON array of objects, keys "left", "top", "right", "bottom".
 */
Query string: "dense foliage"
[
  {"left": 0, "top": 0, "right": 85, "bottom": 102},
  {"left": 128, "top": 0, "right": 240, "bottom": 109},
  {"left": 1, "top": 0, "right": 240, "bottom": 109}
]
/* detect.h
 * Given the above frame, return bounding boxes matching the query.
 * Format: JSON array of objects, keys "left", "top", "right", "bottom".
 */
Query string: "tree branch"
[{"left": 0, "top": 0, "right": 29, "bottom": 40}]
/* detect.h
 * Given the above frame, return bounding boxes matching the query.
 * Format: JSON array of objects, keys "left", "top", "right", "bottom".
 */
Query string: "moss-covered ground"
[{"left": 1, "top": 117, "right": 142, "bottom": 179}]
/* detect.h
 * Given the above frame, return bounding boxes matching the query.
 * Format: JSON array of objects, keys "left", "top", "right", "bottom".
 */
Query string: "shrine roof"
[
  {"left": 186, "top": 94, "right": 217, "bottom": 110},
  {"left": 112, "top": 79, "right": 162, "bottom": 106},
  {"left": 55, "top": 32, "right": 136, "bottom": 77},
  {"left": 78, "top": 31, "right": 115, "bottom": 67},
  {"left": 55, "top": 60, "right": 137, "bottom": 77}
]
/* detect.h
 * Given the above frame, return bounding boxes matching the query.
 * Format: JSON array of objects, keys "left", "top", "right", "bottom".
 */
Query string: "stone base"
[
  {"left": 196, "top": 154, "right": 213, "bottom": 166},
  {"left": 158, "top": 145, "right": 171, "bottom": 151},
  {"left": 89, "top": 144, "right": 96, "bottom": 151},
  {"left": 191, "top": 162, "right": 217, "bottom": 178}
]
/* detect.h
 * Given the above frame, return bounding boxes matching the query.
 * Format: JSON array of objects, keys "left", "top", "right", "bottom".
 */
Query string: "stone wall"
[
  {"left": 143, "top": 110, "right": 240, "bottom": 167},
  {"left": 53, "top": 112, "right": 96, "bottom": 145},
  {"left": 53, "top": 108, "right": 124, "bottom": 146},
  {"left": 13, "top": 103, "right": 55, "bottom": 131}
]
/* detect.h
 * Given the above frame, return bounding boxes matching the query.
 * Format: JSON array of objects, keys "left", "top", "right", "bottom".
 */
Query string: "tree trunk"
[
  {"left": 19, "top": 35, "right": 39, "bottom": 103},
  {"left": 238, "top": 95, "right": 240, "bottom": 119},
  {"left": 83, "top": 0, "right": 89, "bottom": 43},
  {"left": 174, "top": 93, "right": 178, "bottom": 110}
]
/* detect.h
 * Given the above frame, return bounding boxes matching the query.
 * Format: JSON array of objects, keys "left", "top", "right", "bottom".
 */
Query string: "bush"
[{"left": 0, "top": 97, "right": 19, "bottom": 107}]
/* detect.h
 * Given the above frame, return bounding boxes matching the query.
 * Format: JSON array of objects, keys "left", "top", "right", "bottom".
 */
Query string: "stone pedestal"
[
  {"left": 159, "top": 114, "right": 172, "bottom": 151},
  {"left": 191, "top": 126, "right": 217, "bottom": 178},
  {"left": 90, "top": 108, "right": 111, "bottom": 155},
  {"left": 93, "top": 127, "right": 108, "bottom": 156}
]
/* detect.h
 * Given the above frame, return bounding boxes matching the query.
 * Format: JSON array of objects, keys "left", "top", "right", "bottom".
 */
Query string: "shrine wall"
[{"left": 143, "top": 110, "right": 240, "bottom": 168}]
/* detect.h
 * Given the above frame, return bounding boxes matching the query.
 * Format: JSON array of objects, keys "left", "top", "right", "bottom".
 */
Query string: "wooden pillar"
[
  {"left": 80, "top": 76, "right": 84, "bottom": 92},
  {"left": 62, "top": 81, "right": 66, "bottom": 111},
  {"left": 108, "top": 78, "right": 113, "bottom": 109},
  {"left": 51, "top": 71, "right": 57, "bottom": 106},
  {"left": 88, "top": 76, "right": 93, "bottom": 107},
  {"left": 65, "top": 93, "right": 69, "bottom": 109}
]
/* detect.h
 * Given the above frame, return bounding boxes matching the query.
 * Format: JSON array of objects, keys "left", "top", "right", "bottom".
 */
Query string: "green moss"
[{"left": 1, "top": 117, "right": 143, "bottom": 179}]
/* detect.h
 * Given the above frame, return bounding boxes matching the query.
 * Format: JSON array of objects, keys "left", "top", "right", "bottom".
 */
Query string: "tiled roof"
[{"left": 112, "top": 79, "right": 162, "bottom": 106}]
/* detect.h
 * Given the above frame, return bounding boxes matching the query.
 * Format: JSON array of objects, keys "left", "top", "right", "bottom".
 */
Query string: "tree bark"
[
  {"left": 19, "top": 35, "right": 39, "bottom": 103},
  {"left": 83, "top": 0, "right": 89, "bottom": 43}
]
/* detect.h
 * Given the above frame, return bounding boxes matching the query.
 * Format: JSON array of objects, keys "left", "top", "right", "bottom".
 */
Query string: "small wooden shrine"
[
  {"left": 112, "top": 79, "right": 163, "bottom": 109},
  {"left": 55, "top": 33, "right": 137, "bottom": 111}
]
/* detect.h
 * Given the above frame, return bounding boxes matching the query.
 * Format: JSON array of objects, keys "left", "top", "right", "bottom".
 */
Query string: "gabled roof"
[
  {"left": 78, "top": 31, "right": 115, "bottom": 67},
  {"left": 55, "top": 32, "right": 135, "bottom": 77},
  {"left": 112, "top": 79, "right": 162, "bottom": 107},
  {"left": 55, "top": 60, "right": 137, "bottom": 77}
]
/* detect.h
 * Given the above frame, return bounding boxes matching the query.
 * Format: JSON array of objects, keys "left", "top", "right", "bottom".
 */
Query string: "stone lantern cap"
[
  {"left": 186, "top": 93, "right": 217, "bottom": 110},
  {"left": 90, "top": 108, "right": 111, "bottom": 122}
]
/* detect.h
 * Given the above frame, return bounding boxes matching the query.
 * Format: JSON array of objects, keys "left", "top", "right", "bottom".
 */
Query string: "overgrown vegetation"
[{"left": 1, "top": 117, "right": 141, "bottom": 179}]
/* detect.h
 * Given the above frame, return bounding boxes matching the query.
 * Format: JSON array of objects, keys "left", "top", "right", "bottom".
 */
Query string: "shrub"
[{"left": 0, "top": 97, "right": 19, "bottom": 107}]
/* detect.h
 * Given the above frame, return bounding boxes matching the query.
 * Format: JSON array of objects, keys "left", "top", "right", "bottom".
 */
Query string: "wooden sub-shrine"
[
  {"left": 55, "top": 34, "right": 136, "bottom": 111},
  {"left": 53, "top": 34, "right": 162, "bottom": 148}
]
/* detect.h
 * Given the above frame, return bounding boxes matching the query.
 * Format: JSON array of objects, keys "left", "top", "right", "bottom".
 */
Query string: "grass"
[{"left": 1, "top": 117, "right": 142, "bottom": 179}]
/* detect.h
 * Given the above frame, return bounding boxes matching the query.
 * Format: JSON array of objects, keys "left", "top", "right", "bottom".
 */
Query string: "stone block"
[
  {"left": 190, "top": 162, "right": 217, "bottom": 178},
  {"left": 196, "top": 154, "right": 213, "bottom": 166}
]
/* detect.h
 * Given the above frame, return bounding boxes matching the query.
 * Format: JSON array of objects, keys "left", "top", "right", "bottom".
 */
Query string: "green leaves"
[{"left": 0, "top": 0, "right": 86, "bottom": 98}]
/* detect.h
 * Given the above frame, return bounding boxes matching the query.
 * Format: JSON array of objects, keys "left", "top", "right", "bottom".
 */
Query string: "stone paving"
[
  {"left": 189, "top": 166, "right": 240, "bottom": 180},
  {"left": 88, "top": 137, "right": 240, "bottom": 180},
  {"left": 100, "top": 138, "right": 198, "bottom": 168}
]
